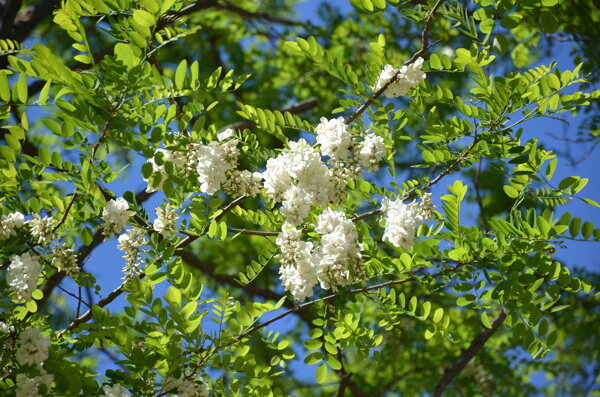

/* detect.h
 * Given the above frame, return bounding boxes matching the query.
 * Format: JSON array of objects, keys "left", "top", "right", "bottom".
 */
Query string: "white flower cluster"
[
  {"left": 7, "top": 253, "right": 41, "bottom": 301},
  {"left": 51, "top": 244, "right": 78, "bottom": 276},
  {"left": 102, "top": 198, "right": 132, "bottom": 237},
  {"left": 0, "top": 211, "right": 24, "bottom": 240},
  {"left": 16, "top": 327, "right": 50, "bottom": 366},
  {"left": 381, "top": 194, "right": 435, "bottom": 250},
  {"left": 143, "top": 148, "right": 189, "bottom": 193},
  {"left": 153, "top": 204, "right": 179, "bottom": 236},
  {"left": 314, "top": 209, "right": 365, "bottom": 291},
  {"left": 277, "top": 225, "right": 318, "bottom": 301},
  {"left": 100, "top": 384, "right": 131, "bottom": 397},
  {"left": 16, "top": 370, "right": 53, "bottom": 397},
  {"left": 27, "top": 214, "right": 55, "bottom": 244},
  {"left": 315, "top": 117, "right": 352, "bottom": 161},
  {"left": 277, "top": 210, "right": 364, "bottom": 300},
  {"left": 165, "top": 376, "right": 209, "bottom": 397},
  {"left": 263, "top": 139, "right": 343, "bottom": 225},
  {"left": 0, "top": 321, "right": 14, "bottom": 334},
  {"left": 356, "top": 133, "right": 386, "bottom": 171},
  {"left": 117, "top": 228, "right": 147, "bottom": 279},
  {"left": 373, "top": 57, "right": 425, "bottom": 98},
  {"left": 195, "top": 131, "right": 239, "bottom": 195},
  {"left": 223, "top": 169, "right": 263, "bottom": 198}
]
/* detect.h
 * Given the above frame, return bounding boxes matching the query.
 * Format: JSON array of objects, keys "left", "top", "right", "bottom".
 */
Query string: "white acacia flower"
[
  {"left": 0, "top": 211, "right": 25, "bottom": 240},
  {"left": 277, "top": 224, "right": 318, "bottom": 301},
  {"left": 102, "top": 198, "right": 132, "bottom": 237},
  {"left": 262, "top": 139, "right": 342, "bottom": 225},
  {"left": 381, "top": 198, "right": 423, "bottom": 250},
  {"left": 117, "top": 228, "right": 146, "bottom": 279},
  {"left": 100, "top": 384, "right": 131, "bottom": 397},
  {"left": 314, "top": 209, "right": 365, "bottom": 291},
  {"left": 223, "top": 169, "right": 263, "bottom": 198},
  {"left": 153, "top": 204, "right": 179, "bottom": 236},
  {"left": 51, "top": 244, "right": 78, "bottom": 276},
  {"left": 7, "top": 252, "right": 41, "bottom": 301},
  {"left": 16, "top": 327, "right": 50, "bottom": 366},
  {"left": 16, "top": 371, "right": 53, "bottom": 397},
  {"left": 356, "top": 134, "right": 386, "bottom": 170},
  {"left": 195, "top": 139, "right": 239, "bottom": 195},
  {"left": 143, "top": 148, "right": 189, "bottom": 193},
  {"left": 164, "top": 376, "right": 209, "bottom": 397},
  {"left": 217, "top": 128, "right": 235, "bottom": 141},
  {"left": 27, "top": 214, "right": 55, "bottom": 244},
  {"left": 373, "top": 58, "right": 425, "bottom": 98},
  {"left": 315, "top": 117, "right": 352, "bottom": 160}
]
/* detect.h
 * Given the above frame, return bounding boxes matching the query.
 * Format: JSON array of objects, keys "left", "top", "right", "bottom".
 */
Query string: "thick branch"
[{"left": 432, "top": 311, "right": 507, "bottom": 397}]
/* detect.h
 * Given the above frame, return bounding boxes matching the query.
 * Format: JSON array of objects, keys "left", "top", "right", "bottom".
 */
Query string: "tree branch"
[
  {"left": 432, "top": 311, "right": 507, "bottom": 397},
  {"left": 345, "top": 0, "right": 445, "bottom": 125}
]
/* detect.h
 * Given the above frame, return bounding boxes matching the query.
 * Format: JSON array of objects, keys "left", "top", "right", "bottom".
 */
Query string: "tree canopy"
[{"left": 0, "top": 0, "right": 599, "bottom": 396}]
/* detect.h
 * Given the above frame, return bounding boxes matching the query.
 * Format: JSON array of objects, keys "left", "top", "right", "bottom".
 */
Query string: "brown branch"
[
  {"left": 432, "top": 311, "right": 507, "bottom": 397},
  {"left": 224, "top": 96, "right": 319, "bottom": 131},
  {"left": 0, "top": 0, "right": 23, "bottom": 38},
  {"left": 345, "top": 0, "right": 445, "bottom": 125}
]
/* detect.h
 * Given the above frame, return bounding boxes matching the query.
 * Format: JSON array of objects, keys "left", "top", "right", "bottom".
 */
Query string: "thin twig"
[
  {"left": 234, "top": 262, "right": 467, "bottom": 343},
  {"left": 345, "top": 0, "right": 445, "bottom": 125}
]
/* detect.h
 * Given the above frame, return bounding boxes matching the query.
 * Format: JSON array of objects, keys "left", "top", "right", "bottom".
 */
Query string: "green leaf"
[
  {"left": 175, "top": 59, "right": 187, "bottom": 90},
  {"left": 545, "top": 158, "right": 557, "bottom": 180},
  {"left": 0, "top": 72, "right": 11, "bottom": 102},
  {"left": 503, "top": 185, "right": 519, "bottom": 198},
  {"left": 581, "top": 198, "right": 600, "bottom": 208},
  {"left": 166, "top": 286, "right": 182, "bottom": 309},
  {"left": 432, "top": 307, "right": 444, "bottom": 323},
  {"left": 569, "top": 217, "right": 581, "bottom": 238},
  {"left": 133, "top": 9, "right": 155, "bottom": 27},
  {"left": 316, "top": 363, "right": 327, "bottom": 384},
  {"left": 326, "top": 355, "right": 342, "bottom": 370},
  {"left": 540, "top": 11, "right": 558, "bottom": 33},
  {"left": 481, "top": 312, "right": 492, "bottom": 329}
]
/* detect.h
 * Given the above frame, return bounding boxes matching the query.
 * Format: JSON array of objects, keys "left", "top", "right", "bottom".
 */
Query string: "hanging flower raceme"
[
  {"left": 7, "top": 253, "right": 41, "bottom": 301},
  {"left": 315, "top": 117, "right": 352, "bottom": 161},
  {"left": 164, "top": 375, "right": 210, "bottom": 397},
  {"left": 51, "top": 244, "right": 78, "bottom": 277},
  {"left": 15, "top": 327, "right": 50, "bottom": 366},
  {"left": 277, "top": 224, "right": 318, "bottom": 301},
  {"left": 117, "top": 227, "right": 147, "bottom": 279},
  {"left": 143, "top": 148, "right": 189, "bottom": 193},
  {"left": 381, "top": 193, "right": 435, "bottom": 250},
  {"left": 314, "top": 209, "right": 365, "bottom": 291},
  {"left": 262, "top": 139, "right": 341, "bottom": 225},
  {"left": 16, "top": 370, "right": 53, "bottom": 397},
  {"left": 102, "top": 198, "right": 132, "bottom": 237},
  {"left": 195, "top": 130, "right": 240, "bottom": 195},
  {"left": 0, "top": 211, "right": 25, "bottom": 240},
  {"left": 100, "top": 384, "right": 131, "bottom": 397},
  {"left": 356, "top": 133, "right": 386, "bottom": 170},
  {"left": 153, "top": 204, "right": 179, "bottom": 236},
  {"left": 27, "top": 214, "right": 55, "bottom": 244},
  {"left": 373, "top": 57, "right": 425, "bottom": 98}
]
